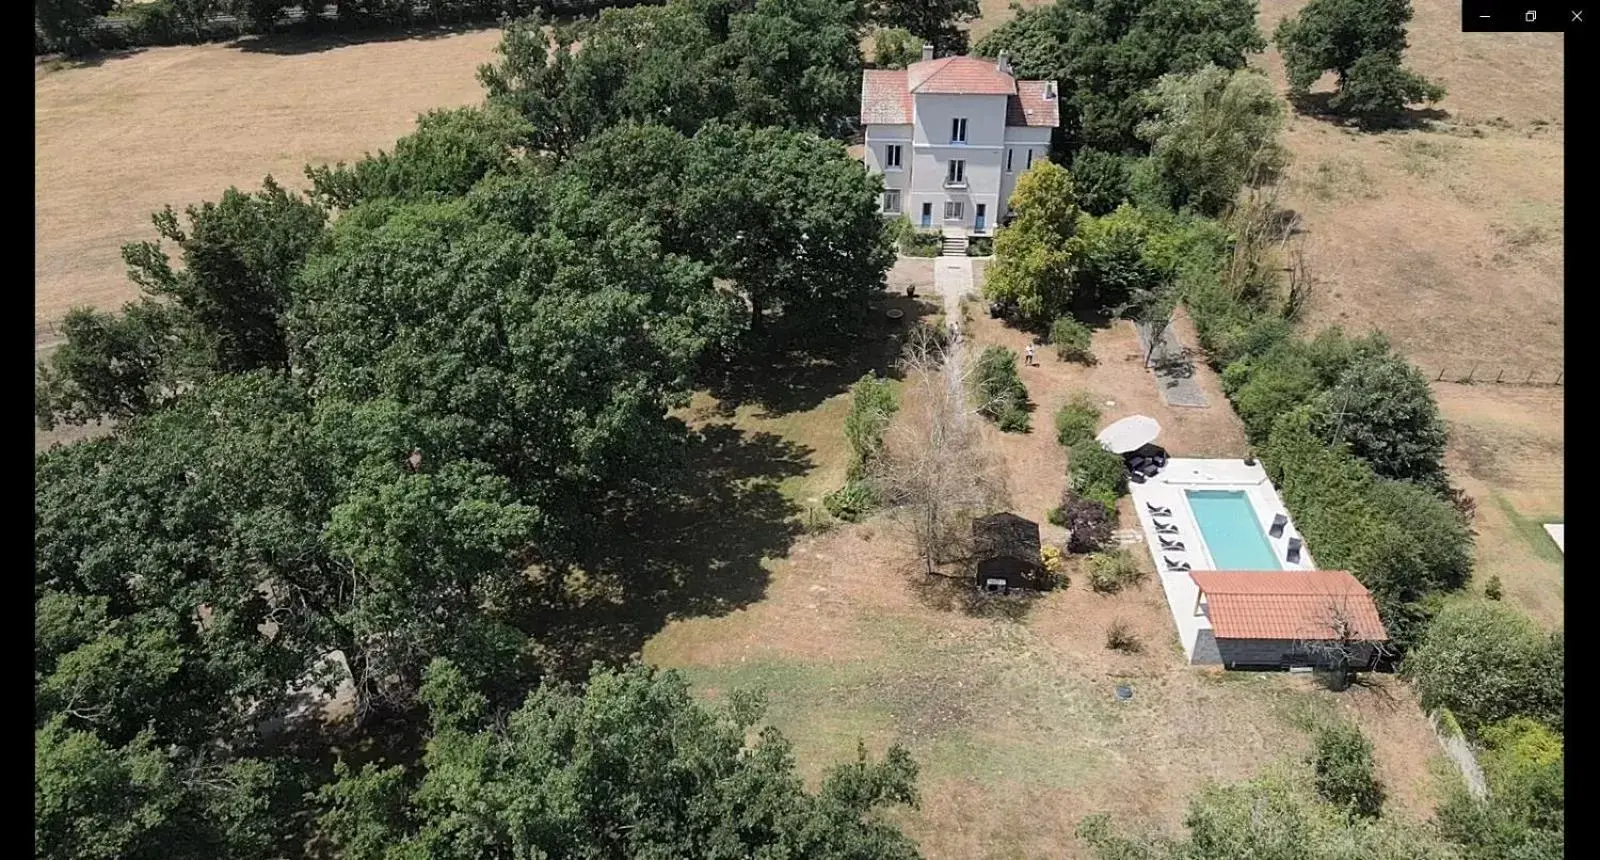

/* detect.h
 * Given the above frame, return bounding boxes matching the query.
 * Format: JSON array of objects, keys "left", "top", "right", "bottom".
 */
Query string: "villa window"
[
  {"left": 882, "top": 189, "right": 902, "bottom": 214},
  {"left": 950, "top": 117, "right": 968, "bottom": 143},
  {"left": 946, "top": 159, "right": 966, "bottom": 186},
  {"left": 1026, "top": 148, "right": 1034, "bottom": 169},
  {"left": 1006, "top": 148, "right": 1014, "bottom": 172},
  {"left": 944, "top": 201, "right": 964, "bottom": 220},
  {"left": 885, "top": 144, "right": 902, "bottom": 169}
]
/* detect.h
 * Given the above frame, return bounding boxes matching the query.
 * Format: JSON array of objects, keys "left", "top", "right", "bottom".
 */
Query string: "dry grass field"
[
  {"left": 34, "top": 27, "right": 504, "bottom": 345},
  {"left": 646, "top": 286, "right": 1445, "bottom": 859}
]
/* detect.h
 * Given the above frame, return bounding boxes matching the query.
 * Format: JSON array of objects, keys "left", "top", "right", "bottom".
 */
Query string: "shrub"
[
  {"left": 1089, "top": 549, "right": 1144, "bottom": 593},
  {"left": 966, "top": 236, "right": 994, "bottom": 256},
  {"left": 1053, "top": 392, "right": 1101, "bottom": 448},
  {"left": 1049, "top": 317, "right": 1095, "bottom": 364},
  {"left": 898, "top": 229, "right": 941, "bottom": 257},
  {"left": 1056, "top": 492, "right": 1115, "bottom": 553},
  {"left": 1105, "top": 619, "right": 1142, "bottom": 652},
  {"left": 1068, "top": 437, "right": 1127, "bottom": 498},
  {"left": 822, "top": 481, "right": 877, "bottom": 522},
  {"left": 1311, "top": 354, "right": 1448, "bottom": 488},
  {"left": 1364, "top": 478, "right": 1473, "bottom": 592},
  {"left": 1402, "top": 601, "right": 1564, "bottom": 737},
  {"left": 1485, "top": 575, "right": 1503, "bottom": 601},
  {"left": 1312, "top": 723, "right": 1384, "bottom": 818},
  {"left": 1083, "top": 485, "right": 1119, "bottom": 516},
  {"left": 872, "top": 26, "right": 921, "bottom": 68},
  {"left": 1040, "top": 543, "right": 1069, "bottom": 587},
  {"left": 975, "top": 346, "right": 1031, "bottom": 432},
  {"left": 1223, "top": 345, "right": 1321, "bottom": 444},
  {"left": 843, "top": 373, "right": 898, "bottom": 481}
]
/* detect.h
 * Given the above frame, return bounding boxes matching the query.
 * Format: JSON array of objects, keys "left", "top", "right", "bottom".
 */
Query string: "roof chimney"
[
  {"left": 1044, "top": 80, "right": 1057, "bottom": 100},
  {"left": 997, "top": 51, "right": 1011, "bottom": 75},
  {"left": 921, "top": 43, "right": 935, "bottom": 62}
]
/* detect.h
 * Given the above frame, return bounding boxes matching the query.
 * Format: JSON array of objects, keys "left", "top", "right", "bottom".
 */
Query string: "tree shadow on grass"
[
  {"left": 1289, "top": 92, "right": 1451, "bottom": 131},
  {"left": 36, "top": 47, "right": 149, "bottom": 72},
  {"left": 517, "top": 422, "right": 812, "bottom": 680},
  {"left": 230, "top": 20, "right": 499, "bottom": 54},
  {"left": 704, "top": 295, "right": 939, "bottom": 418}
]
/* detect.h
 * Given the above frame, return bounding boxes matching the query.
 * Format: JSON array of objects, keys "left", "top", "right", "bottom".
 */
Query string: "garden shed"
[{"left": 973, "top": 512, "right": 1044, "bottom": 593}]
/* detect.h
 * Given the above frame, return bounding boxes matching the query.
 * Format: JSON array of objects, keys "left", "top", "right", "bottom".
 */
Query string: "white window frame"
[
  {"left": 885, "top": 144, "right": 903, "bottom": 170},
  {"left": 1006, "top": 148, "right": 1014, "bottom": 173},
  {"left": 950, "top": 117, "right": 968, "bottom": 143},
  {"left": 944, "top": 201, "right": 964, "bottom": 221},
  {"left": 945, "top": 159, "right": 966, "bottom": 186},
  {"left": 882, "top": 189, "right": 902, "bottom": 214}
]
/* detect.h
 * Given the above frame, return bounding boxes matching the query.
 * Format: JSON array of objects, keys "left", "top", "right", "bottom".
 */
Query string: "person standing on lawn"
[{"left": 1024, "top": 344, "right": 1035, "bottom": 366}]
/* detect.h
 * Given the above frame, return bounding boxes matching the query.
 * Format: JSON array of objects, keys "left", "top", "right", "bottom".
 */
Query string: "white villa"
[{"left": 860, "top": 47, "right": 1059, "bottom": 245}]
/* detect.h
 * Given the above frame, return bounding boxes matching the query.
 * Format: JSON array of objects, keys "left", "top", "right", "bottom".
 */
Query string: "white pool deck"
[{"left": 1128, "top": 458, "right": 1317, "bottom": 662}]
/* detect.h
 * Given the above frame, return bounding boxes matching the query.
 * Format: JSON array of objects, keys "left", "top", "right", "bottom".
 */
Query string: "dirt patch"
[{"left": 35, "top": 28, "right": 503, "bottom": 340}]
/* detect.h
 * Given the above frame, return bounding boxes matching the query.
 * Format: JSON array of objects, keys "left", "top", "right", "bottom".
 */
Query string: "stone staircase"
[{"left": 940, "top": 234, "right": 969, "bottom": 256}]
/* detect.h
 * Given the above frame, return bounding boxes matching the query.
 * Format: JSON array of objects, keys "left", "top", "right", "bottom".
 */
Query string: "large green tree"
[
  {"left": 37, "top": 178, "right": 328, "bottom": 429},
  {"left": 318, "top": 661, "right": 923, "bottom": 859},
  {"left": 865, "top": 0, "right": 977, "bottom": 54},
  {"left": 305, "top": 106, "right": 534, "bottom": 210},
  {"left": 975, "top": 0, "right": 1266, "bottom": 155},
  {"left": 1137, "top": 64, "right": 1288, "bottom": 216},
  {"left": 984, "top": 160, "right": 1081, "bottom": 321},
  {"left": 35, "top": 0, "right": 115, "bottom": 54},
  {"left": 1403, "top": 601, "right": 1564, "bottom": 737},
  {"left": 1275, "top": 0, "right": 1444, "bottom": 127},
  {"left": 507, "top": 121, "right": 893, "bottom": 344},
  {"left": 480, "top": 0, "right": 864, "bottom": 158}
]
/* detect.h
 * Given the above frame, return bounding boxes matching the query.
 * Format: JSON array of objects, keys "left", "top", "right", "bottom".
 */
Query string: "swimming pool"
[{"left": 1185, "top": 490, "right": 1281, "bottom": 571}]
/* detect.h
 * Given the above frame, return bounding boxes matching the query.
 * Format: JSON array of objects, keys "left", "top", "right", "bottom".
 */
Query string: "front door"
[
  {"left": 975, "top": 204, "right": 987, "bottom": 232},
  {"left": 920, "top": 202, "right": 933, "bottom": 228}
]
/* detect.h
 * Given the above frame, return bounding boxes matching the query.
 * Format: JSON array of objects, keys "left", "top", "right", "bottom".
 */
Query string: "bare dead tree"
[
  {"left": 1298, "top": 593, "right": 1391, "bottom": 691},
  {"left": 869, "top": 325, "right": 1010, "bottom": 576}
]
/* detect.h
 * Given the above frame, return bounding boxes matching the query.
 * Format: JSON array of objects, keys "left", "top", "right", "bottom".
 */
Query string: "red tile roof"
[
  {"left": 1189, "top": 571, "right": 1389, "bottom": 642},
  {"left": 908, "top": 56, "right": 1018, "bottom": 95},
  {"left": 1007, "top": 81, "right": 1061, "bottom": 128},
  {"left": 861, "top": 69, "right": 913, "bottom": 124}
]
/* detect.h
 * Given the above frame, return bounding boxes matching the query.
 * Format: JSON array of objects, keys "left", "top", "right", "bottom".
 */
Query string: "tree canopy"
[
  {"left": 1274, "top": 0, "right": 1444, "bottom": 127},
  {"left": 479, "top": 0, "right": 865, "bottom": 157},
  {"left": 975, "top": 0, "right": 1266, "bottom": 155},
  {"left": 865, "top": 0, "right": 977, "bottom": 54},
  {"left": 317, "top": 661, "right": 924, "bottom": 860},
  {"left": 984, "top": 161, "right": 1081, "bottom": 321},
  {"left": 1137, "top": 64, "right": 1289, "bottom": 216}
]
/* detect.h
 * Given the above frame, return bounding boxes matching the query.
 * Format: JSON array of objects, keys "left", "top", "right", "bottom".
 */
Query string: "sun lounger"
[
  {"left": 1139, "top": 463, "right": 1160, "bottom": 478},
  {"left": 1268, "top": 513, "right": 1288, "bottom": 539},
  {"left": 1158, "top": 536, "right": 1185, "bottom": 551},
  {"left": 1153, "top": 520, "right": 1178, "bottom": 535},
  {"left": 1164, "top": 555, "right": 1191, "bottom": 572},
  {"left": 1130, "top": 471, "right": 1146, "bottom": 484},
  {"left": 1146, "top": 502, "right": 1173, "bottom": 517},
  {"left": 1286, "top": 537, "right": 1303, "bottom": 564}
]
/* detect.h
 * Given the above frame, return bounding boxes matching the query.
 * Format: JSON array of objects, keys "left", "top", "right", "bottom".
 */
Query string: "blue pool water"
[{"left": 1185, "top": 490, "right": 1282, "bottom": 570}]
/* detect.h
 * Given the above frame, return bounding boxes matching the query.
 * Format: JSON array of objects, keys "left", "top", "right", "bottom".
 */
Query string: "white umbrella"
[{"left": 1096, "top": 415, "right": 1161, "bottom": 454}]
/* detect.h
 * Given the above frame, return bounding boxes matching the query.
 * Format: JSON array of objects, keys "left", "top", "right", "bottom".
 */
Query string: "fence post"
[
  {"left": 1496, "top": 368, "right": 1505, "bottom": 383},
  {"left": 1464, "top": 362, "right": 1478, "bottom": 383},
  {"left": 1555, "top": 370, "right": 1564, "bottom": 385},
  {"left": 1526, "top": 370, "right": 1535, "bottom": 384},
  {"left": 1436, "top": 368, "right": 1445, "bottom": 382}
]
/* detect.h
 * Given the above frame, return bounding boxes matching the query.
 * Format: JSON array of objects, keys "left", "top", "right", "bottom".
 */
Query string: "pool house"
[{"left": 1126, "top": 457, "right": 1388, "bottom": 669}]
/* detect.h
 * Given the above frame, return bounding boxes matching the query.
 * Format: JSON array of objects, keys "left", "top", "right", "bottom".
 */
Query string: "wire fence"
[{"left": 1419, "top": 363, "right": 1564, "bottom": 387}]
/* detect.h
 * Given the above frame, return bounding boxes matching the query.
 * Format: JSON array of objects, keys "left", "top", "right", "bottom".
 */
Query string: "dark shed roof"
[{"left": 972, "top": 513, "right": 1042, "bottom": 561}]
